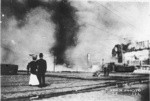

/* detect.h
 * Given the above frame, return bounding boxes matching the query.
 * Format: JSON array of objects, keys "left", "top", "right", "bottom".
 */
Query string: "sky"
[{"left": 1, "top": 0, "right": 150, "bottom": 71}]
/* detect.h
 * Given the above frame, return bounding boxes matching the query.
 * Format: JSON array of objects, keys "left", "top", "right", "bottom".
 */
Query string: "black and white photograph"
[{"left": 1, "top": 0, "right": 150, "bottom": 101}]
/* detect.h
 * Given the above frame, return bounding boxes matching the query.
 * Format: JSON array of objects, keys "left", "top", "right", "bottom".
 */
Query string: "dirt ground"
[
  {"left": 1, "top": 71, "right": 149, "bottom": 101},
  {"left": 33, "top": 82, "right": 149, "bottom": 101},
  {"left": 34, "top": 90, "right": 139, "bottom": 101}
]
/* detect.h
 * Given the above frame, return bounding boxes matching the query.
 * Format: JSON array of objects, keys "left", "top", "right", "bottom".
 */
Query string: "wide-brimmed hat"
[{"left": 29, "top": 54, "right": 37, "bottom": 60}]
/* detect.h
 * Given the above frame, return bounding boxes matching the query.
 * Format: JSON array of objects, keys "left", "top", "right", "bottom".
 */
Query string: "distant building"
[
  {"left": 112, "top": 40, "right": 150, "bottom": 73},
  {"left": 123, "top": 40, "right": 150, "bottom": 73},
  {"left": 123, "top": 40, "right": 150, "bottom": 66},
  {"left": 124, "top": 49, "right": 150, "bottom": 66}
]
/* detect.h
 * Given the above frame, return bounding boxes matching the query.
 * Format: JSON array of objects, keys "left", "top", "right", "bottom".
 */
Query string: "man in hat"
[{"left": 36, "top": 53, "right": 47, "bottom": 87}]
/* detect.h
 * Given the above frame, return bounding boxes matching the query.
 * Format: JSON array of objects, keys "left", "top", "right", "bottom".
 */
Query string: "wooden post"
[
  {"left": 54, "top": 56, "right": 56, "bottom": 72},
  {"left": 148, "top": 40, "right": 150, "bottom": 65},
  {"left": 87, "top": 53, "right": 91, "bottom": 68}
]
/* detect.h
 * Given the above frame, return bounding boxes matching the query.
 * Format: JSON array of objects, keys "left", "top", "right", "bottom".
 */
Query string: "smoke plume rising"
[
  {"left": 66, "top": 1, "right": 150, "bottom": 70},
  {"left": 50, "top": 0, "right": 79, "bottom": 65},
  {"left": 1, "top": 7, "right": 55, "bottom": 70},
  {"left": 1, "top": 0, "right": 150, "bottom": 71},
  {"left": 1, "top": 0, "right": 79, "bottom": 70}
]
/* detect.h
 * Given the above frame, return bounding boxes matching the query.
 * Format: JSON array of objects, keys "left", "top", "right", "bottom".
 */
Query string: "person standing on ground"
[
  {"left": 103, "top": 65, "right": 107, "bottom": 76},
  {"left": 36, "top": 53, "right": 47, "bottom": 87},
  {"left": 27, "top": 55, "right": 39, "bottom": 86},
  {"left": 106, "top": 64, "right": 110, "bottom": 76}
]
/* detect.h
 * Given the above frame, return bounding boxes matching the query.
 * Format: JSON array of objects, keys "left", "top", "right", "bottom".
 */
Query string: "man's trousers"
[{"left": 37, "top": 73, "right": 45, "bottom": 86}]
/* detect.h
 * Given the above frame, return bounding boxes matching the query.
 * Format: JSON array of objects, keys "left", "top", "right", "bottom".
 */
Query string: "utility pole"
[
  {"left": 87, "top": 53, "right": 91, "bottom": 68},
  {"left": 102, "top": 59, "right": 104, "bottom": 69},
  {"left": 53, "top": 56, "right": 56, "bottom": 72},
  {"left": 148, "top": 40, "right": 150, "bottom": 65}
]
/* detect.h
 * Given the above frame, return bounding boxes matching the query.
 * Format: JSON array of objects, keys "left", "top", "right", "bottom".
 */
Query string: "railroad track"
[{"left": 1, "top": 74, "right": 149, "bottom": 100}]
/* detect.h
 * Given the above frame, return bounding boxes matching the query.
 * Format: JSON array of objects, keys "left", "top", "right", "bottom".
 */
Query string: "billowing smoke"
[
  {"left": 66, "top": 1, "right": 150, "bottom": 70},
  {"left": 50, "top": 0, "right": 79, "bottom": 65},
  {"left": 1, "top": 8, "right": 55, "bottom": 70},
  {"left": 1, "top": 0, "right": 150, "bottom": 71},
  {"left": 2, "top": 0, "right": 44, "bottom": 28},
  {"left": 1, "top": 0, "right": 79, "bottom": 70}
]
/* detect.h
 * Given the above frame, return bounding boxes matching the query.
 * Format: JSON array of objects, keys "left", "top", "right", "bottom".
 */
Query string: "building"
[
  {"left": 123, "top": 40, "right": 150, "bottom": 66},
  {"left": 123, "top": 40, "right": 150, "bottom": 74}
]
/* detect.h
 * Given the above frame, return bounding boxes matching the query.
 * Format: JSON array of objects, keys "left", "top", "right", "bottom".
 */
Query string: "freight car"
[{"left": 1, "top": 64, "right": 18, "bottom": 75}]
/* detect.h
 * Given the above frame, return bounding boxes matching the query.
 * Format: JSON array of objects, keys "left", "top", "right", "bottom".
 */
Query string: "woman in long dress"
[{"left": 27, "top": 55, "right": 39, "bottom": 86}]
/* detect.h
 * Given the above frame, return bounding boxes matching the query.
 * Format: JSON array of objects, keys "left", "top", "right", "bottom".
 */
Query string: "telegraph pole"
[
  {"left": 87, "top": 53, "right": 91, "bottom": 68},
  {"left": 53, "top": 56, "right": 56, "bottom": 72},
  {"left": 148, "top": 40, "right": 150, "bottom": 65},
  {"left": 102, "top": 59, "right": 104, "bottom": 69}
]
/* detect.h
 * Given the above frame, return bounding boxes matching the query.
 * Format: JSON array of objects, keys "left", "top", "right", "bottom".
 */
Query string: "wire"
[
  {"left": 95, "top": 3, "right": 143, "bottom": 34},
  {"left": 99, "top": 3, "right": 136, "bottom": 29},
  {"left": 86, "top": 23, "right": 127, "bottom": 40}
]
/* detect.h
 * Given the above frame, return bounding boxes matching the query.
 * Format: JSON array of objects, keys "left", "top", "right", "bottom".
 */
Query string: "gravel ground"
[
  {"left": 33, "top": 83, "right": 149, "bottom": 101},
  {"left": 1, "top": 72, "right": 149, "bottom": 101},
  {"left": 33, "top": 89, "right": 139, "bottom": 101}
]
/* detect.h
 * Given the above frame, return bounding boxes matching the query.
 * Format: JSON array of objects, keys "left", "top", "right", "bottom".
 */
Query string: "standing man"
[
  {"left": 103, "top": 64, "right": 107, "bottom": 76},
  {"left": 37, "top": 53, "right": 47, "bottom": 87},
  {"left": 106, "top": 64, "right": 110, "bottom": 76}
]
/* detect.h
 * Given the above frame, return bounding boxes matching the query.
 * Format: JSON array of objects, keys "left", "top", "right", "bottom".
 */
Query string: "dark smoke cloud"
[
  {"left": 2, "top": 0, "right": 149, "bottom": 71},
  {"left": 2, "top": 0, "right": 79, "bottom": 66},
  {"left": 1, "top": 6, "right": 55, "bottom": 70},
  {"left": 2, "top": 0, "right": 53, "bottom": 27},
  {"left": 51, "top": 0, "right": 79, "bottom": 64}
]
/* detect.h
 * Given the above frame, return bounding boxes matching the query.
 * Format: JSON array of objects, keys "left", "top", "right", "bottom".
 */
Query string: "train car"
[
  {"left": 1, "top": 64, "right": 18, "bottom": 75},
  {"left": 114, "top": 64, "right": 135, "bottom": 72}
]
